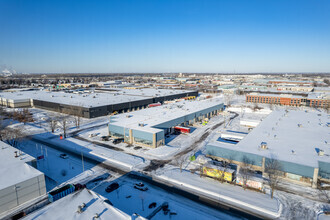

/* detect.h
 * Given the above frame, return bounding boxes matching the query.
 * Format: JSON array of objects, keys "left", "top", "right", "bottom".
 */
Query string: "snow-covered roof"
[
  {"left": 0, "top": 88, "right": 196, "bottom": 108},
  {"left": 307, "top": 93, "right": 330, "bottom": 100},
  {"left": 24, "top": 189, "right": 146, "bottom": 220},
  {"left": 109, "top": 98, "right": 223, "bottom": 133},
  {"left": 0, "top": 141, "right": 43, "bottom": 189},
  {"left": 209, "top": 109, "right": 330, "bottom": 168}
]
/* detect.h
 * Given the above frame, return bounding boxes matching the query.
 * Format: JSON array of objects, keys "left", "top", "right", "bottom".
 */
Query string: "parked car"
[
  {"left": 135, "top": 182, "right": 144, "bottom": 187},
  {"left": 73, "top": 183, "right": 86, "bottom": 191},
  {"left": 105, "top": 182, "right": 119, "bottom": 193},
  {"left": 113, "top": 138, "right": 124, "bottom": 144},
  {"left": 88, "top": 133, "right": 99, "bottom": 138},
  {"left": 134, "top": 183, "right": 148, "bottom": 191},
  {"left": 100, "top": 136, "right": 109, "bottom": 141},
  {"left": 60, "top": 153, "right": 69, "bottom": 159},
  {"left": 89, "top": 173, "right": 111, "bottom": 184},
  {"left": 149, "top": 202, "right": 157, "bottom": 209}
]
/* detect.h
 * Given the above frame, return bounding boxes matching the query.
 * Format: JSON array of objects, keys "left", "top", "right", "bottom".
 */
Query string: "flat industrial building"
[
  {"left": 206, "top": 109, "right": 330, "bottom": 188},
  {"left": 25, "top": 189, "right": 146, "bottom": 220},
  {"left": 109, "top": 98, "right": 224, "bottom": 148},
  {"left": 0, "top": 141, "right": 46, "bottom": 217},
  {"left": 0, "top": 88, "right": 198, "bottom": 118}
]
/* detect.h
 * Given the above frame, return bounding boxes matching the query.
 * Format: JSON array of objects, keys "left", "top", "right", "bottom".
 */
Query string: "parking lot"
[{"left": 91, "top": 174, "right": 243, "bottom": 220}]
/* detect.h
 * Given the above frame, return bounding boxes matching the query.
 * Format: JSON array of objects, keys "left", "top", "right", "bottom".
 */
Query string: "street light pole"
[{"left": 81, "top": 150, "right": 85, "bottom": 172}]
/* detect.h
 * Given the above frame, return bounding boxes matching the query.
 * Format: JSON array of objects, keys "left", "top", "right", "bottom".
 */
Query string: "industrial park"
[
  {"left": 0, "top": 73, "right": 329, "bottom": 220},
  {"left": 1, "top": 0, "right": 330, "bottom": 219}
]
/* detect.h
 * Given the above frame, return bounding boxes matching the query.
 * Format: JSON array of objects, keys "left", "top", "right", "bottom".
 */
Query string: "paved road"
[
  {"left": 29, "top": 135, "right": 263, "bottom": 219},
  {"left": 28, "top": 111, "right": 273, "bottom": 219}
]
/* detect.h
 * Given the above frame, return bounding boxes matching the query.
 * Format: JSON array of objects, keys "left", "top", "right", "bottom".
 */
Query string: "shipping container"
[
  {"left": 202, "top": 166, "right": 235, "bottom": 182},
  {"left": 174, "top": 126, "right": 191, "bottom": 133},
  {"left": 48, "top": 184, "right": 75, "bottom": 202},
  {"left": 148, "top": 103, "right": 162, "bottom": 107},
  {"left": 236, "top": 176, "right": 263, "bottom": 190}
]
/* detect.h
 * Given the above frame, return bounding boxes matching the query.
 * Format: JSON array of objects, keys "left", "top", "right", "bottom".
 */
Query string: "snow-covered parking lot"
[{"left": 92, "top": 175, "right": 245, "bottom": 220}]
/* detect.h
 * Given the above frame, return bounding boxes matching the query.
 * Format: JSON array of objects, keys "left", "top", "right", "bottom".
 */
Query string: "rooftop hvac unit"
[
  {"left": 318, "top": 150, "right": 324, "bottom": 156},
  {"left": 260, "top": 142, "right": 268, "bottom": 150}
]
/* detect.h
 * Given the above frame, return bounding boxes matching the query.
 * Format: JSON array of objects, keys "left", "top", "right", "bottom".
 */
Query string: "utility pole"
[{"left": 81, "top": 150, "right": 85, "bottom": 172}]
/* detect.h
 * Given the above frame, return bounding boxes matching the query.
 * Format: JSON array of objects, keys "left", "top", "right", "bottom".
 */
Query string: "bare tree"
[
  {"left": 219, "top": 157, "right": 233, "bottom": 183},
  {"left": 240, "top": 156, "right": 254, "bottom": 190},
  {"left": 1, "top": 127, "right": 26, "bottom": 148},
  {"left": 317, "top": 179, "right": 330, "bottom": 203},
  {"left": 178, "top": 157, "right": 185, "bottom": 173},
  {"left": 48, "top": 118, "right": 58, "bottom": 133},
  {"left": 68, "top": 106, "right": 82, "bottom": 129},
  {"left": 264, "top": 157, "right": 282, "bottom": 199},
  {"left": 58, "top": 116, "right": 69, "bottom": 138}
]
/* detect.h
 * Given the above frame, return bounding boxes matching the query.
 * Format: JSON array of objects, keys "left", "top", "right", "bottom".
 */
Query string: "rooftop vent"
[
  {"left": 138, "top": 123, "right": 144, "bottom": 127},
  {"left": 260, "top": 142, "right": 268, "bottom": 150},
  {"left": 77, "top": 203, "right": 86, "bottom": 213},
  {"left": 291, "top": 150, "right": 296, "bottom": 154}
]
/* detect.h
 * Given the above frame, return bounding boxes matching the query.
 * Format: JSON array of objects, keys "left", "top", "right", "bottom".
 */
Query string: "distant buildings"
[{"left": 246, "top": 93, "right": 329, "bottom": 108}]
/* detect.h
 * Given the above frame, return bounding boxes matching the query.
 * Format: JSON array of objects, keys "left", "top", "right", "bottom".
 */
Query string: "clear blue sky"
[{"left": 1, "top": 0, "right": 330, "bottom": 73}]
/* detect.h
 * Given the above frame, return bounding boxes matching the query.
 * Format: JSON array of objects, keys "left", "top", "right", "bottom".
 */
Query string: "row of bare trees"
[
  {"left": 47, "top": 106, "right": 82, "bottom": 138},
  {"left": 199, "top": 153, "right": 283, "bottom": 199},
  {"left": 0, "top": 107, "right": 27, "bottom": 148}
]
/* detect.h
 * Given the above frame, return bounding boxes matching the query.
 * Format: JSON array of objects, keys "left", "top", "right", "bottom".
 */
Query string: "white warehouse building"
[{"left": 0, "top": 142, "right": 46, "bottom": 219}]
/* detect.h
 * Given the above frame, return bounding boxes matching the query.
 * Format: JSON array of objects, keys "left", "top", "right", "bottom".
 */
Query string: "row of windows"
[{"left": 247, "top": 96, "right": 328, "bottom": 107}]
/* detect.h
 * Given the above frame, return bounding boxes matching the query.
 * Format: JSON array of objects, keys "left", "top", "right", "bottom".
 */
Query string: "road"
[
  {"left": 27, "top": 111, "right": 269, "bottom": 219},
  {"left": 144, "top": 111, "right": 239, "bottom": 171}
]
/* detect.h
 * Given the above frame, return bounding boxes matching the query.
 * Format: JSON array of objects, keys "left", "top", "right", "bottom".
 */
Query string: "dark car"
[
  {"left": 86, "top": 173, "right": 111, "bottom": 188},
  {"left": 113, "top": 138, "right": 124, "bottom": 144},
  {"left": 105, "top": 182, "right": 119, "bottom": 193},
  {"left": 135, "top": 182, "right": 144, "bottom": 187},
  {"left": 149, "top": 202, "right": 157, "bottom": 209},
  {"left": 60, "top": 153, "right": 69, "bottom": 159},
  {"left": 134, "top": 184, "right": 148, "bottom": 191},
  {"left": 101, "top": 136, "right": 109, "bottom": 141}
]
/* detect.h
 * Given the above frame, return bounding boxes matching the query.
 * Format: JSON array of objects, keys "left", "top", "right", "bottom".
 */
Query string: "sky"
[{"left": 0, "top": 0, "right": 330, "bottom": 73}]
